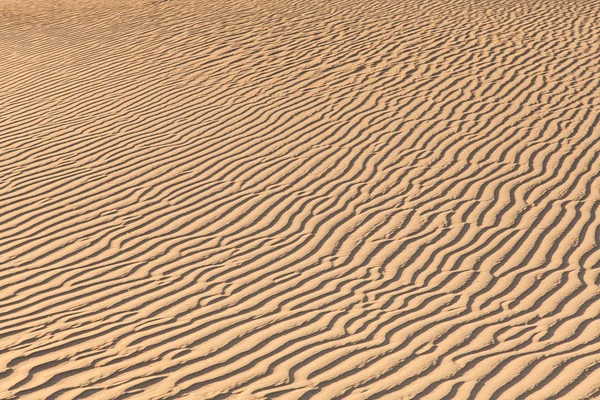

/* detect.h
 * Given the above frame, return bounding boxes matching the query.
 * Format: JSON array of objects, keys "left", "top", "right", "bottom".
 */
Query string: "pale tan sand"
[{"left": 1, "top": 0, "right": 600, "bottom": 398}]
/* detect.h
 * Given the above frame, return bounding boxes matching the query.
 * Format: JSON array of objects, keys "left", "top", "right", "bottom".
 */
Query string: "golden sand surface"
[{"left": 1, "top": 0, "right": 600, "bottom": 398}]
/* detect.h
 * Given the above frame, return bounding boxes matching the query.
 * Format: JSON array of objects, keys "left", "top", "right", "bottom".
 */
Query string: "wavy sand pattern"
[{"left": 1, "top": 0, "right": 600, "bottom": 398}]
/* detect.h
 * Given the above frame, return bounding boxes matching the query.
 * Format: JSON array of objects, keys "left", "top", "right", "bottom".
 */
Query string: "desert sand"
[{"left": 1, "top": 0, "right": 600, "bottom": 398}]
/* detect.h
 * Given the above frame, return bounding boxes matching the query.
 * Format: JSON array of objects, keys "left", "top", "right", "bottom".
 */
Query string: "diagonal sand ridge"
[{"left": 1, "top": 0, "right": 600, "bottom": 398}]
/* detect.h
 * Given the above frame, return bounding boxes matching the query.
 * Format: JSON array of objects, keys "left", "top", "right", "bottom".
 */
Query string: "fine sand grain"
[{"left": 1, "top": 0, "right": 600, "bottom": 398}]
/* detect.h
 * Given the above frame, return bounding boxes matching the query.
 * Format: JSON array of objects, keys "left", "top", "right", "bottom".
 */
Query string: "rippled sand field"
[{"left": 1, "top": 0, "right": 600, "bottom": 398}]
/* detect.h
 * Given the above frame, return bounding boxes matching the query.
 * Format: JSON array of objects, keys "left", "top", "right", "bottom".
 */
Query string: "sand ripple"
[{"left": 1, "top": 0, "right": 600, "bottom": 398}]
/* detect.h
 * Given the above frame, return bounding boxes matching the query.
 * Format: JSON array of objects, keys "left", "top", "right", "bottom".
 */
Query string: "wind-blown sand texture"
[{"left": 1, "top": 0, "right": 600, "bottom": 398}]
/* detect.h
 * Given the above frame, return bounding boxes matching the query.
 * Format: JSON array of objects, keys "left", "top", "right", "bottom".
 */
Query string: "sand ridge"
[{"left": 1, "top": 0, "right": 600, "bottom": 398}]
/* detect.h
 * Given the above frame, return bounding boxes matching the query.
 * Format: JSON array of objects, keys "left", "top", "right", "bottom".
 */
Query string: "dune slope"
[{"left": 1, "top": 0, "right": 600, "bottom": 398}]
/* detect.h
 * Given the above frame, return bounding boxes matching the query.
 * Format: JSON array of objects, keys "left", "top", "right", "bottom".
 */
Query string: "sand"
[{"left": 1, "top": 0, "right": 600, "bottom": 398}]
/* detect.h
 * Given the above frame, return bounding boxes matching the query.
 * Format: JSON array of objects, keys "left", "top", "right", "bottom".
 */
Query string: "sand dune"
[{"left": 1, "top": 0, "right": 600, "bottom": 398}]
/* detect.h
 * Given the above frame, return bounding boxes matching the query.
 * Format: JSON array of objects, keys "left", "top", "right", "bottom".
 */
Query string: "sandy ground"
[{"left": 1, "top": 0, "right": 600, "bottom": 398}]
